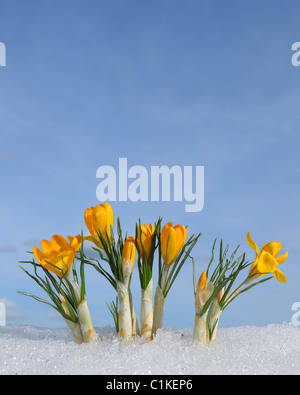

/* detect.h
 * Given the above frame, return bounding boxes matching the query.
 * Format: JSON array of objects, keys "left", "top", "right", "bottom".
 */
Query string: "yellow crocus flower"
[
  {"left": 84, "top": 202, "right": 114, "bottom": 249},
  {"left": 160, "top": 222, "right": 187, "bottom": 266},
  {"left": 137, "top": 224, "right": 155, "bottom": 261},
  {"left": 33, "top": 234, "right": 82, "bottom": 278},
  {"left": 247, "top": 232, "right": 288, "bottom": 283}
]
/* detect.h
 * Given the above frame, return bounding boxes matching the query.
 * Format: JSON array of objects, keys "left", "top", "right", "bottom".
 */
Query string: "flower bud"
[
  {"left": 160, "top": 222, "right": 187, "bottom": 266},
  {"left": 122, "top": 236, "right": 136, "bottom": 278}
]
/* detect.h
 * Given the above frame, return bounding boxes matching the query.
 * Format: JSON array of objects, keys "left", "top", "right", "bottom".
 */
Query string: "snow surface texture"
[{"left": 0, "top": 323, "right": 299, "bottom": 375}]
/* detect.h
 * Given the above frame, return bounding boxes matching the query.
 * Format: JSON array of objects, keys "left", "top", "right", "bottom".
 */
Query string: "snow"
[{"left": 0, "top": 323, "right": 299, "bottom": 375}]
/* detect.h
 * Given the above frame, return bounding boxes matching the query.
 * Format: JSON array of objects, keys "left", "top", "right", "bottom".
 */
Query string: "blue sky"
[{"left": 0, "top": 0, "right": 299, "bottom": 330}]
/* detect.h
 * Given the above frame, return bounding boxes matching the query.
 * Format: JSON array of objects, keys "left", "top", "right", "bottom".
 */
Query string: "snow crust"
[{"left": 0, "top": 323, "right": 299, "bottom": 375}]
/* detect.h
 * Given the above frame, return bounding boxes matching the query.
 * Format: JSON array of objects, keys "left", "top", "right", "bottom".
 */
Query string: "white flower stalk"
[
  {"left": 63, "top": 317, "right": 84, "bottom": 344},
  {"left": 123, "top": 267, "right": 139, "bottom": 337},
  {"left": 136, "top": 221, "right": 160, "bottom": 340},
  {"left": 193, "top": 272, "right": 214, "bottom": 344},
  {"left": 77, "top": 298, "right": 97, "bottom": 343},
  {"left": 152, "top": 264, "right": 169, "bottom": 336},
  {"left": 129, "top": 291, "right": 140, "bottom": 337},
  {"left": 207, "top": 287, "right": 224, "bottom": 342},
  {"left": 152, "top": 284, "right": 166, "bottom": 336},
  {"left": 66, "top": 281, "right": 97, "bottom": 343},
  {"left": 153, "top": 223, "right": 200, "bottom": 337},
  {"left": 140, "top": 278, "right": 153, "bottom": 342},
  {"left": 117, "top": 280, "right": 132, "bottom": 339},
  {"left": 60, "top": 294, "right": 84, "bottom": 344},
  {"left": 122, "top": 260, "right": 133, "bottom": 283},
  {"left": 193, "top": 314, "right": 208, "bottom": 344},
  {"left": 121, "top": 241, "right": 137, "bottom": 338}
]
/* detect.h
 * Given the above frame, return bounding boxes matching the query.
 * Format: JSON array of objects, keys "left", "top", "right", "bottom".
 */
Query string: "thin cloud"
[
  {"left": 24, "top": 238, "right": 42, "bottom": 248},
  {"left": 46, "top": 311, "right": 61, "bottom": 320},
  {"left": 0, "top": 298, "right": 23, "bottom": 320},
  {"left": 0, "top": 153, "right": 13, "bottom": 162},
  {"left": 0, "top": 245, "right": 17, "bottom": 253},
  {"left": 0, "top": 298, "right": 17, "bottom": 309}
]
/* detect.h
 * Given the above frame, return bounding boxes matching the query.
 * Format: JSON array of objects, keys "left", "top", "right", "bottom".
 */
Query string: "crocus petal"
[
  {"left": 199, "top": 271, "right": 207, "bottom": 289},
  {"left": 246, "top": 232, "right": 259, "bottom": 257},
  {"left": 248, "top": 260, "right": 262, "bottom": 279},
  {"left": 173, "top": 227, "right": 184, "bottom": 258},
  {"left": 161, "top": 223, "right": 187, "bottom": 266},
  {"left": 161, "top": 222, "right": 172, "bottom": 242},
  {"left": 64, "top": 251, "right": 78, "bottom": 273},
  {"left": 174, "top": 224, "right": 187, "bottom": 252},
  {"left": 256, "top": 251, "right": 278, "bottom": 273},
  {"left": 122, "top": 236, "right": 136, "bottom": 267},
  {"left": 180, "top": 225, "right": 187, "bottom": 246},
  {"left": 137, "top": 224, "right": 155, "bottom": 261},
  {"left": 50, "top": 251, "right": 74, "bottom": 277},
  {"left": 161, "top": 227, "right": 178, "bottom": 265},
  {"left": 261, "top": 241, "right": 282, "bottom": 258},
  {"left": 33, "top": 246, "right": 43, "bottom": 263},
  {"left": 103, "top": 202, "right": 114, "bottom": 230},
  {"left": 67, "top": 235, "right": 82, "bottom": 252},
  {"left": 92, "top": 206, "right": 108, "bottom": 234},
  {"left": 40, "top": 239, "right": 53, "bottom": 254},
  {"left": 148, "top": 223, "right": 155, "bottom": 235},
  {"left": 39, "top": 251, "right": 63, "bottom": 276},
  {"left": 84, "top": 207, "right": 94, "bottom": 235},
  {"left": 273, "top": 268, "right": 287, "bottom": 283},
  {"left": 276, "top": 251, "right": 288, "bottom": 265},
  {"left": 51, "top": 234, "right": 71, "bottom": 252}
]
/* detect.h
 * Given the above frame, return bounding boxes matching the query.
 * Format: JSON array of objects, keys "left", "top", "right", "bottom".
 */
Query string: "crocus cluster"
[
  {"left": 192, "top": 233, "right": 288, "bottom": 344},
  {"left": 20, "top": 234, "right": 96, "bottom": 343},
  {"left": 83, "top": 204, "right": 200, "bottom": 342},
  {"left": 19, "top": 202, "right": 288, "bottom": 345}
]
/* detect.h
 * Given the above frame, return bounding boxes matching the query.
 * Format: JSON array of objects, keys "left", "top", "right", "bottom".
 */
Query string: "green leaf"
[{"left": 106, "top": 296, "right": 119, "bottom": 333}]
